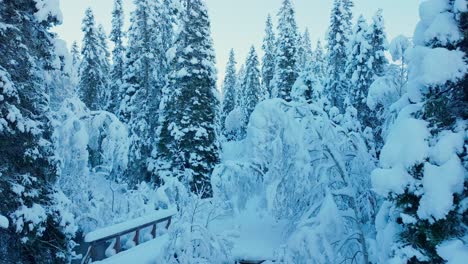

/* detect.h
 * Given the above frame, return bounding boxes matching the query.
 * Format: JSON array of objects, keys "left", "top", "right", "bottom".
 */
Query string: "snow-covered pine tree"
[
  {"left": 272, "top": 0, "right": 299, "bottom": 101},
  {"left": 0, "top": 1, "right": 75, "bottom": 262},
  {"left": 71, "top": 41, "right": 81, "bottom": 69},
  {"left": 371, "top": 1, "right": 467, "bottom": 263},
  {"left": 240, "top": 46, "right": 263, "bottom": 127},
  {"left": 120, "top": 0, "right": 172, "bottom": 183},
  {"left": 156, "top": 0, "right": 220, "bottom": 198},
  {"left": 108, "top": 0, "right": 126, "bottom": 113},
  {"left": 345, "top": 15, "right": 374, "bottom": 122},
  {"left": 70, "top": 41, "right": 81, "bottom": 89},
  {"left": 296, "top": 28, "right": 313, "bottom": 72},
  {"left": 97, "top": 24, "right": 111, "bottom": 107},
  {"left": 79, "top": 8, "right": 109, "bottom": 110},
  {"left": 367, "top": 9, "right": 388, "bottom": 78},
  {"left": 311, "top": 40, "right": 326, "bottom": 83},
  {"left": 357, "top": 10, "right": 388, "bottom": 138},
  {"left": 325, "top": 0, "right": 354, "bottom": 110},
  {"left": 261, "top": 14, "right": 276, "bottom": 98},
  {"left": 221, "top": 49, "right": 238, "bottom": 137},
  {"left": 236, "top": 64, "right": 246, "bottom": 105}
]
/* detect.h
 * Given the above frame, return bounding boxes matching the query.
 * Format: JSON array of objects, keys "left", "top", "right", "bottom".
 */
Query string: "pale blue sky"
[{"left": 54, "top": 0, "right": 420, "bottom": 82}]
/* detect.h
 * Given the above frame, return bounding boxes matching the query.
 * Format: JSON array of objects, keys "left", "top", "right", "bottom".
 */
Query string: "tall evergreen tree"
[
  {"left": 272, "top": 0, "right": 299, "bottom": 101},
  {"left": 311, "top": 40, "right": 326, "bottom": 83},
  {"left": 97, "top": 24, "right": 111, "bottom": 107},
  {"left": 156, "top": 0, "right": 219, "bottom": 198},
  {"left": 120, "top": 0, "right": 172, "bottom": 183},
  {"left": 345, "top": 15, "right": 373, "bottom": 119},
  {"left": 261, "top": 14, "right": 276, "bottom": 98},
  {"left": 108, "top": 0, "right": 126, "bottom": 113},
  {"left": 0, "top": 1, "right": 74, "bottom": 263},
  {"left": 297, "top": 28, "right": 314, "bottom": 71},
  {"left": 367, "top": 9, "right": 389, "bottom": 78},
  {"left": 372, "top": 1, "right": 467, "bottom": 263},
  {"left": 240, "top": 46, "right": 263, "bottom": 124},
  {"left": 325, "top": 0, "right": 354, "bottom": 110},
  {"left": 70, "top": 41, "right": 81, "bottom": 68},
  {"left": 236, "top": 64, "right": 246, "bottom": 106},
  {"left": 70, "top": 41, "right": 81, "bottom": 89},
  {"left": 79, "top": 8, "right": 109, "bottom": 110},
  {"left": 221, "top": 49, "right": 238, "bottom": 134}
]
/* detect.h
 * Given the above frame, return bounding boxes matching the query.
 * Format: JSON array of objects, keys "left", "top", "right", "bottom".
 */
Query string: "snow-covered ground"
[{"left": 210, "top": 198, "right": 287, "bottom": 261}]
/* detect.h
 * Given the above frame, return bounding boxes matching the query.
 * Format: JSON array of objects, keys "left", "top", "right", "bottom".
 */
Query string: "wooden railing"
[{"left": 81, "top": 209, "right": 177, "bottom": 263}]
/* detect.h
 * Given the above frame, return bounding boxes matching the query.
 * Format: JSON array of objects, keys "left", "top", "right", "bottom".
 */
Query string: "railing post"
[
  {"left": 166, "top": 217, "right": 172, "bottom": 229},
  {"left": 134, "top": 229, "right": 140, "bottom": 246},
  {"left": 151, "top": 223, "right": 157, "bottom": 238},
  {"left": 114, "top": 236, "right": 121, "bottom": 253}
]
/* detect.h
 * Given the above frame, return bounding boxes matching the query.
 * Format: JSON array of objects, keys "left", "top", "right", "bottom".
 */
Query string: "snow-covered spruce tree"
[
  {"left": 120, "top": 0, "right": 171, "bottom": 183},
  {"left": 108, "top": 0, "right": 126, "bottom": 114},
  {"left": 371, "top": 1, "right": 467, "bottom": 263},
  {"left": 79, "top": 8, "right": 109, "bottom": 111},
  {"left": 272, "top": 0, "right": 299, "bottom": 101},
  {"left": 0, "top": 1, "right": 75, "bottom": 262},
  {"left": 261, "top": 14, "right": 276, "bottom": 98},
  {"left": 156, "top": 0, "right": 219, "bottom": 198},
  {"left": 221, "top": 49, "right": 238, "bottom": 139},
  {"left": 325, "top": 0, "right": 354, "bottom": 110},
  {"left": 70, "top": 41, "right": 81, "bottom": 90},
  {"left": 239, "top": 46, "right": 263, "bottom": 134},
  {"left": 345, "top": 15, "right": 374, "bottom": 121},
  {"left": 367, "top": 9, "right": 388, "bottom": 79},
  {"left": 71, "top": 41, "right": 81, "bottom": 68},
  {"left": 296, "top": 28, "right": 314, "bottom": 72},
  {"left": 97, "top": 24, "right": 112, "bottom": 107},
  {"left": 311, "top": 40, "right": 326, "bottom": 84}
]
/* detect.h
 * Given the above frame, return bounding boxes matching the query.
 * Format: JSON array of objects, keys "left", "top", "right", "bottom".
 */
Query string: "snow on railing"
[{"left": 82, "top": 208, "right": 177, "bottom": 264}]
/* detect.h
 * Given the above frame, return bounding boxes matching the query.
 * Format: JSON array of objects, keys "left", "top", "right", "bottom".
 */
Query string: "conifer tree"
[
  {"left": 97, "top": 24, "right": 111, "bottom": 106},
  {"left": 345, "top": 15, "right": 373, "bottom": 120},
  {"left": 262, "top": 14, "right": 276, "bottom": 98},
  {"left": 272, "top": 0, "right": 299, "bottom": 101},
  {"left": 325, "top": 0, "right": 354, "bottom": 110},
  {"left": 120, "top": 0, "right": 172, "bottom": 183},
  {"left": 368, "top": 9, "right": 389, "bottom": 78},
  {"left": 372, "top": 1, "right": 467, "bottom": 263},
  {"left": 157, "top": 0, "right": 219, "bottom": 198},
  {"left": 108, "top": 0, "right": 126, "bottom": 113},
  {"left": 297, "top": 28, "right": 314, "bottom": 71},
  {"left": 240, "top": 46, "right": 263, "bottom": 124},
  {"left": 70, "top": 41, "right": 81, "bottom": 89},
  {"left": 79, "top": 8, "right": 109, "bottom": 110},
  {"left": 311, "top": 40, "right": 326, "bottom": 83},
  {"left": 71, "top": 41, "right": 81, "bottom": 68},
  {"left": 221, "top": 49, "right": 238, "bottom": 135},
  {"left": 236, "top": 64, "right": 246, "bottom": 105},
  {"left": 0, "top": 1, "right": 74, "bottom": 262}
]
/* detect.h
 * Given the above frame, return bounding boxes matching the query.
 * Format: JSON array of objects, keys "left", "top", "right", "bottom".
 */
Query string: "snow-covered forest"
[{"left": 0, "top": 0, "right": 467, "bottom": 263}]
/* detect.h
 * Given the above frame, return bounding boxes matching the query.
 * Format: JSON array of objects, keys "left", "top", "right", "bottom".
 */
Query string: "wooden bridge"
[
  {"left": 81, "top": 208, "right": 177, "bottom": 263},
  {"left": 80, "top": 208, "right": 270, "bottom": 264}
]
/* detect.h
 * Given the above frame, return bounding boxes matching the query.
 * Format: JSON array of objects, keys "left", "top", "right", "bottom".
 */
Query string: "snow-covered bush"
[
  {"left": 52, "top": 98, "right": 173, "bottom": 233},
  {"left": 158, "top": 191, "right": 234, "bottom": 264},
  {"left": 213, "top": 98, "right": 377, "bottom": 263}
]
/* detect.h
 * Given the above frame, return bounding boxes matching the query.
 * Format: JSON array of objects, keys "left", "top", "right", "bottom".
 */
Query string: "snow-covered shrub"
[
  {"left": 52, "top": 98, "right": 166, "bottom": 233},
  {"left": 213, "top": 98, "right": 377, "bottom": 263},
  {"left": 224, "top": 107, "right": 245, "bottom": 141},
  {"left": 158, "top": 192, "right": 234, "bottom": 264}
]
